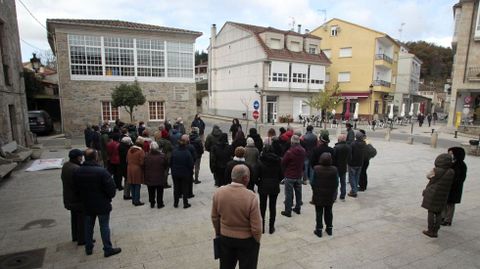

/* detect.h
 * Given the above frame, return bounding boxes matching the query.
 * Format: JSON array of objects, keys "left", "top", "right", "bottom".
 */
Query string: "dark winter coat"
[
  {"left": 256, "top": 152, "right": 283, "bottom": 195},
  {"left": 447, "top": 147, "right": 467, "bottom": 204},
  {"left": 224, "top": 159, "right": 254, "bottom": 190},
  {"left": 311, "top": 153, "right": 338, "bottom": 206},
  {"left": 421, "top": 154, "right": 455, "bottom": 213},
  {"left": 248, "top": 130, "right": 264, "bottom": 153},
  {"left": 169, "top": 129, "right": 182, "bottom": 148},
  {"left": 349, "top": 139, "right": 367, "bottom": 167},
  {"left": 205, "top": 126, "right": 223, "bottom": 152},
  {"left": 73, "top": 161, "right": 116, "bottom": 216},
  {"left": 231, "top": 137, "right": 247, "bottom": 153},
  {"left": 61, "top": 161, "right": 81, "bottom": 210},
  {"left": 301, "top": 131, "right": 318, "bottom": 157},
  {"left": 189, "top": 133, "right": 204, "bottom": 158},
  {"left": 118, "top": 142, "right": 131, "bottom": 177},
  {"left": 310, "top": 144, "right": 335, "bottom": 168},
  {"left": 210, "top": 140, "right": 233, "bottom": 174},
  {"left": 171, "top": 145, "right": 194, "bottom": 178},
  {"left": 191, "top": 118, "right": 206, "bottom": 135},
  {"left": 282, "top": 144, "right": 306, "bottom": 179},
  {"left": 333, "top": 141, "right": 351, "bottom": 174},
  {"left": 144, "top": 151, "right": 168, "bottom": 187},
  {"left": 84, "top": 128, "right": 94, "bottom": 148},
  {"left": 229, "top": 123, "right": 242, "bottom": 141},
  {"left": 346, "top": 128, "right": 355, "bottom": 144}
]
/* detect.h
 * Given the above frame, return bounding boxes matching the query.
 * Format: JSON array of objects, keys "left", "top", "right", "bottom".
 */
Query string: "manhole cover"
[{"left": 0, "top": 248, "right": 45, "bottom": 269}]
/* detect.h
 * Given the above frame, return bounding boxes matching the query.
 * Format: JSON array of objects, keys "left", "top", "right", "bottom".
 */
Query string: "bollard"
[
  {"left": 454, "top": 131, "right": 458, "bottom": 138},
  {"left": 431, "top": 132, "right": 438, "bottom": 148},
  {"left": 407, "top": 135, "right": 414, "bottom": 144},
  {"left": 385, "top": 128, "right": 391, "bottom": 141},
  {"left": 431, "top": 128, "right": 435, "bottom": 134}
]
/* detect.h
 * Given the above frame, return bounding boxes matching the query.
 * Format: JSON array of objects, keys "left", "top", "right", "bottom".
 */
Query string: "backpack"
[{"left": 366, "top": 144, "right": 377, "bottom": 159}]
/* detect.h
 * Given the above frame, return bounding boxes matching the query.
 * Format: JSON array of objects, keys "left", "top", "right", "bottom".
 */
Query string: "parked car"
[{"left": 28, "top": 110, "right": 54, "bottom": 134}]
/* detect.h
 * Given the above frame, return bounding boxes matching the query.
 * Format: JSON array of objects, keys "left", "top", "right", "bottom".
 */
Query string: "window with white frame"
[
  {"left": 308, "top": 44, "right": 317, "bottom": 54},
  {"left": 69, "top": 35, "right": 103, "bottom": 75},
  {"left": 339, "top": 47, "right": 352, "bottom": 57},
  {"left": 167, "top": 42, "right": 194, "bottom": 78},
  {"left": 270, "top": 38, "right": 281, "bottom": 49},
  {"left": 322, "top": 49, "right": 331, "bottom": 59},
  {"left": 330, "top": 26, "right": 338, "bottom": 36},
  {"left": 338, "top": 72, "right": 351, "bottom": 82},
  {"left": 101, "top": 101, "right": 119, "bottom": 122},
  {"left": 292, "top": 73, "right": 306, "bottom": 83},
  {"left": 67, "top": 34, "right": 194, "bottom": 79},
  {"left": 137, "top": 39, "right": 165, "bottom": 77},
  {"left": 270, "top": 72, "right": 288, "bottom": 82},
  {"left": 148, "top": 101, "right": 165, "bottom": 121},
  {"left": 290, "top": 41, "right": 301, "bottom": 52},
  {"left": 104, "top": 37, "right": 135, "bottom": 76}
]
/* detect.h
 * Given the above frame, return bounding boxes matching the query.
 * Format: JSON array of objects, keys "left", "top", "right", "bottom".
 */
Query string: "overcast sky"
[{"left": 16, "top": 0, "right": 457, "bottom": 62}]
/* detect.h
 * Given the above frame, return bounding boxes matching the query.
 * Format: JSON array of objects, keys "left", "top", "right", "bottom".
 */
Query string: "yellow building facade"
[{"left": 311, "top": 18, "right": 400, "bottom": 121}]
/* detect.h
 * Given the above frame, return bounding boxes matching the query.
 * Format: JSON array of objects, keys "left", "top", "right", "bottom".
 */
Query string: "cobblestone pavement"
[{"left": 0, "top": 138, "right": 479, "bottom": 269}]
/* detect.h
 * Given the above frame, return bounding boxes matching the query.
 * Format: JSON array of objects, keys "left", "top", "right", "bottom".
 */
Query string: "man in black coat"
[
  {"left": 191, "top": 114, "right": 206, "bottom": 141},
  {"left": 347, "top": 132, "right": 367, "bottom": 197},
  {"left": 73, "top": 149, "right": 121, "bottom": 257},
  {"left": 61, "top": 149, "right": 84, "bottom": 245},
  {"left": 309, "top": 131, "right": 334, "bottom": 169},
  {"left": 333, "top": 134, "right": 351, "bottom": 200},
  {"left": 442, "top": 147, "right": 468, "bottom": 226},
  {"left": 358, "top": 129, "right": 377, "bottom": 192}
]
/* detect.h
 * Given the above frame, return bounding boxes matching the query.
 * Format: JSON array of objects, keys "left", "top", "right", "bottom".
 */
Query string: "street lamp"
[
  {"left": 30, "top": 53, "right": 41, "bottom": 73},
  {"left": 369, "top": 84, "right": 373, "bottom": 121}
]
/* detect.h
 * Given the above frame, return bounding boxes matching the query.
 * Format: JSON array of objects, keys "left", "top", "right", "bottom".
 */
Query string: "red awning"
[{"left": 341, "top": 92, "right": 369, "bottom": 99}]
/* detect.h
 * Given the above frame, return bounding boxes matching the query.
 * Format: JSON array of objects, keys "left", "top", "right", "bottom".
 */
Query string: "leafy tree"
[
  {"left": 111, "top": 81, "right": 146, "bottom": 122},
  {"left": 195, "top": 50, "right": 208, "bottom": 65},
  {"left": 306, "top": 83, "right": 343, "bottom": 129}
]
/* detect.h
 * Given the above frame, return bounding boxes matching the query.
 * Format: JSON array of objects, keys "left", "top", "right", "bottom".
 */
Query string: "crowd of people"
[{"left": 61, "top": 115, "right": 468, "bottom": 268}]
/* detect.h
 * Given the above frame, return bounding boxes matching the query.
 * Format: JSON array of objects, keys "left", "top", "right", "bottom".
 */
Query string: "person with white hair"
[{"left": 144, "top": 142, "right": 168, "bottom": 208}]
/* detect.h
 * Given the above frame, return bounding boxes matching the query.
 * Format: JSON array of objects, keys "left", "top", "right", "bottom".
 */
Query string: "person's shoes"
[
  {"left": 314, "top": 230, "right": 322, "bottom": 238},
  {"left": 173, "top": 203, "right": 179, "bottom": 208},
  {"left": 292, "top": 208, "right": 301, "bottom": 215},
  {"left": 358, "top": 188, "right": 365, "bottom": 192},
  {"left": 441, "top": 221, "right": 451, "bottom": 226},
  {"left": 118, "top": 187, "right": 124, "bottom": 191},
  {"left": 104, "top": 248, "right": 122, "bottom": 258},
  {"left": 123, "top": 196, "right": 132, "bottom": 200},
  {"left": 150, "top": 203, "right": 155, "bottom": 208},
  {"left": 133, "top": 202, "right": 145, "bottom": 206},
  {"left": 165, "top": 184, "right": 172, "bottom": 189},
  {"left": 188, "top": 194, "right": 195, "bottom": 198},
  {"left": 157, "top": 203, "right": 165, "bottom": 209},
  {"left": 422, "top": 230, "right": 438, "bottom": 238},
  {"left": 281, "top": 211, "right": 291, "bottom": 217},
  {"left": 86, "top": 249, "right": 93, "bottom": 255},
  {"left": 326, "top": 227, "right": 333, "bottom": 236},
  {"left": 194, "top": 180, "right": 201, "bottom": 184},
  {"left": 347, "top": 192, "right": 357, "bottom": 198},
  {"left": 269, "top": 226, "right": 275, "bottom": 234},
  {"left": 309, "top": 200, "right": 315, "bottom": 205},
  {"left": 183, "top": 203, "right": 191, "bottom": 209}
]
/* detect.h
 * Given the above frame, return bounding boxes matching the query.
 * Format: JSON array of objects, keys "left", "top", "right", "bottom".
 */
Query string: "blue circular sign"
[{"left": 253, "top": 100, "right": 260, "bottom": 110}]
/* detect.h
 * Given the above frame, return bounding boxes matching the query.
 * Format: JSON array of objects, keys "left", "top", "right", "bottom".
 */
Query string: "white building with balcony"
[
  {"left": 394, "top": 46, "right": 424, "bottom": 115},
  {"left": 208, "top": 22, "right": 330, "bottom": 123}
]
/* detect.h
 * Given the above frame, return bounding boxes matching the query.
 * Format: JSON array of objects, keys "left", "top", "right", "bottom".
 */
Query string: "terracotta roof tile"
[
  {"left": 46, "top": 19, "right": 202, "bottom": 36},
  {"left": 229, "top": 22, "right": 329, "bottom": 65}
]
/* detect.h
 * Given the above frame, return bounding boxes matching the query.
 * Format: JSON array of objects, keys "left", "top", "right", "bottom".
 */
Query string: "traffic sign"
[
  {"left": 252, "top": 110, "right": 259, "bottom": 120},
  {"left": 253, "top": 100, "right": 260, "bottom": 110}
]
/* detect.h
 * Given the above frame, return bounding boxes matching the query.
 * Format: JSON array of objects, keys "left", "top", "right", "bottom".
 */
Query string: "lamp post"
[
  {"left": 254, "top": 83, "right": 264, "bottom": 126},
  {"left": 369, "top": 84, "right": 373, "bottom": 121},
  {"left": 30, "top": 53, "right": 41, "bottom": 73}
]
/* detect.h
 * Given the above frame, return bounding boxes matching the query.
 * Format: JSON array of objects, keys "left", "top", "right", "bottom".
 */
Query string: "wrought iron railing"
[
  {"left": 375, "top": 54, "right": 393, "bottom": 64},
  {"left": 372, "top": 80, "right": 391, "bottom": 88}
]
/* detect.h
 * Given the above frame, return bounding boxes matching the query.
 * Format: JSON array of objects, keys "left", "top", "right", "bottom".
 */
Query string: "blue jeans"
[
  {"left": 348, "top": 166, "right": 362, "bottom": 194},
  {"left": 284, "top": 177, "right": 302, "bottom": 213},
  {"left": 338, "top": 172, "right": 346, "bottom": 199},
  {"left": 303, "top": 159, "right": 314, "bottom": 182},
  {"left": 84, "top": 213, "right": 112, "bottom": 253},
  {"left": 130, "top": 184, "right": 141, "bottom": 204}
]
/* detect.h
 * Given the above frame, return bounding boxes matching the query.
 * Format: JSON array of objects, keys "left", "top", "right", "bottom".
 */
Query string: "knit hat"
[
  {"left": 234, "top": 146, "right": 246, "bottom": 158},
  {"left": 68, "top": 149, "right": 83, "bottom": 159},
  {"left": 291, "top": 135, "right": 300, "bottom": 144},
  {"left": 355, "top": 131, "right": 365, "bottom": 141},
  {"left": 246, "top": 137, "right": 254, "bottom": 146},
  {"left": 319, "top": 130, "right": 330, "bottom": 143}
]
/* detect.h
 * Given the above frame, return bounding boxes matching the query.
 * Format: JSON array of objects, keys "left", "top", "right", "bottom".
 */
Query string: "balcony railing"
[
  {"left": 467, "top": 66, "right": 480, "bottom": 81},
  {"left": 375, "top": 54, "right": 393, "bottom": 64},
  {"left": 373, "top": 79, "right": 391, "bottom": 88}
]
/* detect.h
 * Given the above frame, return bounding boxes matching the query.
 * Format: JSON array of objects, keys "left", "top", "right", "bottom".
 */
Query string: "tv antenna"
[
  {"left": 398, "top": 22, "right": 406, "bottom": 40},
  {"left": 289, "top": 17, "right": 295, "bottom": 31},
  {"left": 318, "top": 9, "right": 327, "bottom": 23}
]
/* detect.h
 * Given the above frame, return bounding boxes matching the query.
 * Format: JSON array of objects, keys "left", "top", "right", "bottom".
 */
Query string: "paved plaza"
[{"left": 0, "top": 130, "right": 479, "bottom": 269}]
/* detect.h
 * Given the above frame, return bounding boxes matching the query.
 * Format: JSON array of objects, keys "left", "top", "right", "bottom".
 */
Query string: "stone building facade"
[
  {"left": 0, "top": 0, "right": 31, "bottom": 146},
  {"left": 47, "top": 19, "right": 202, "bottom": 135}
]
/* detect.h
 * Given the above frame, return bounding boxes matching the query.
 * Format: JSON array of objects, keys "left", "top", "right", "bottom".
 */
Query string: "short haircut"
[
  {"left": 150, "top": 141, "right": 159, "bottom": 151},
  {"left": 267, "top": 128, "right": 276, "bottom": 137},
  {"left": 306, "top": 125, "right": 313, "bottom": 132},
  {"left": 84, "top": 148, "right": 97, "bottom": 162},
  {"left": 234, "top": 146, "right": 246, "bottom": 158},
  {"left": 231, "top": 164, "right": 250, "bottom": 183}
]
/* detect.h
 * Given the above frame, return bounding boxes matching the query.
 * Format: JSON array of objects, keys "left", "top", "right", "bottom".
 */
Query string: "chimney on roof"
[
  {"left": 305, "top": 29, "right": 310, "bottom": 34},
  {"left": 297, "top": 24, "right": 302, "bottom": 33}
]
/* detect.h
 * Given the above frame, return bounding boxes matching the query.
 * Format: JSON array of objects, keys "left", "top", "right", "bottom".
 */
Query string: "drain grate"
[{"left": 0, "top": 248, "right": 45, "bottom": 269}]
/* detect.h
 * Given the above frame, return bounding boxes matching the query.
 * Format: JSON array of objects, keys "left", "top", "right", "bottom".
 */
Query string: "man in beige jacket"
[{"left": 211, "top": 164, "right": 262, "bottom": 269}]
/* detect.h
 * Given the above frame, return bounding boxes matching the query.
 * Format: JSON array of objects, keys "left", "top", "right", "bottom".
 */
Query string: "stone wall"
[
  {"left": 0, "top": 0, "right": 30, "bottom": 146},
  {"left": 54, "top": 30, "right": 197, "bottom": 136}
]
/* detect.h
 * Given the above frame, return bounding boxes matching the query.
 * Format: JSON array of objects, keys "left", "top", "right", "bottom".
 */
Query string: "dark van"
[{"left": 28, "top": 110, "right": 54, "bottom": 134}]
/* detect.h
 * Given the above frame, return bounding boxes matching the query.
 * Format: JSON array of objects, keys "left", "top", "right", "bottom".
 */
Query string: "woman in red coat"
[
  {"left": 106, "top": 134, "right": 122, "bottom": 190},
  {"left": 127, "top": 139, "right": 145, "bottom": 206}
]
